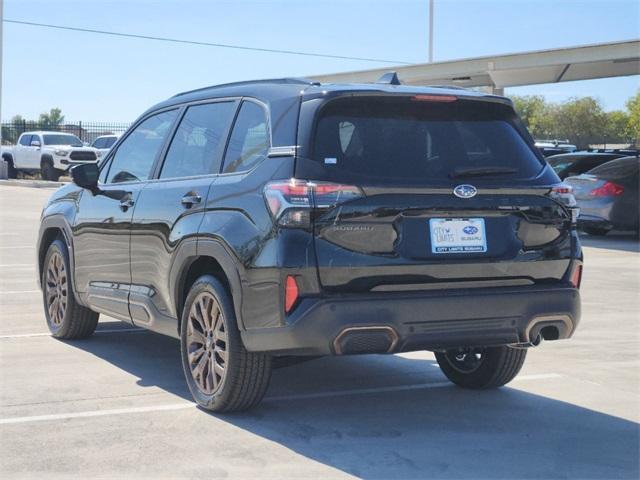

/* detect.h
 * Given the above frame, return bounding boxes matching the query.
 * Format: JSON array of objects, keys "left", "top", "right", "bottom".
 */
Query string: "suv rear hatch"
[{"left": 294, "top": 94, "right": 576, "bottom": 292}]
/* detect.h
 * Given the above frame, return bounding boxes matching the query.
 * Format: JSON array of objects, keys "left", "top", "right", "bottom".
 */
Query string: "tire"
[
  {"left": 42, "top": 239, "right": 99, "bottom": 339},
  {"left": 435, "top": 346, "right": 527, "bottom": 389},
  {"left": 41, "top": 160, "right": 60, "bottom": 181},
  {"left": 582, "top": 226, "right": 609, "bottom": 236},
  {"left": 180, "top": 275, "right": 272, "bottom": 412},
  {"left": 3, "top": 155, "right": 17, "bottom": 179}
]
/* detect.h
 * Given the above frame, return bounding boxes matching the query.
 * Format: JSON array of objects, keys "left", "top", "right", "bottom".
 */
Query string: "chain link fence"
[{"left": 1, "top": 121, "right": 131, "bottom": 146}]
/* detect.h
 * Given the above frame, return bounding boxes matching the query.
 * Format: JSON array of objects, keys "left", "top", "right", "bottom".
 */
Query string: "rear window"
[
  {"left": 303, "top": 96, "right": 543, "bottom": 185},
  {"left": 588, "top": 157, "right": 639, "bottom": 179}
]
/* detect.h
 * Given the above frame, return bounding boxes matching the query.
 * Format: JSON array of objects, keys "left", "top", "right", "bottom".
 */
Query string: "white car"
[
  {"left": 2, "top": 131, "right": 99, "bottom": 181},
  {"left": 91, "top": 134, "right": 121, "bottom": 158}
]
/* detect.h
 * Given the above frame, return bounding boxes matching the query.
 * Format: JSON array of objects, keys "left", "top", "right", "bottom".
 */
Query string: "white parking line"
[
  {"left": 0, "top": 328, "right": 147, "bottom": 339},
  {"left": 266, "top": 373, "right": 563, "bottom": 402},
  {"left": 0, "top": 373, "right": 563, "bottom": 425},
  {"left": 0, "top": 246, "right": 34, "bottom": 250},
  {"left": 0, "top": 403, "right": 196, "bottom": 425},
  {"left": 0, "top": 290, "right": 40, "bottom": 294}
]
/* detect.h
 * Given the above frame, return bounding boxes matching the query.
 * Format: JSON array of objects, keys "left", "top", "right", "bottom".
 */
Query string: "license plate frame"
[{"left": 429, "top": 218, "right": 487, "bottom": 254}]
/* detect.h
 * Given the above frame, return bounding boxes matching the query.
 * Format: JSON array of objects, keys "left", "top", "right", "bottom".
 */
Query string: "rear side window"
[
  {"left": 19, "top": 135, "right": 32, "bottom": 146},
  {"left": 222, "top": 101, "right": 269, "bottom": 174},
  {"left": 305, "top": 97, "right": 543, "bottom": 185},
  {"left": 160, "top": 101, "right": 236, "bottom": 179},
  {"left": 106, "top": 109, "right": 178, "bottom": 184}
]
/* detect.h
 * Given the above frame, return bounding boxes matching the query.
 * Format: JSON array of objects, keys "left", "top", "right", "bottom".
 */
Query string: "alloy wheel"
[
  {"left": 45, "top": 251, "right": 68, "bottom": 329},
  {"left": 186, "top": 292, "right": 228, "bottom": 395},
  {"left": 444, "top": 347, "right": 485, "bottom": 374}
]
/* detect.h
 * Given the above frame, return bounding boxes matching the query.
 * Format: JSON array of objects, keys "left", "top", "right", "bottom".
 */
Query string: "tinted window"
[
  {"left": 222, "top": 102, "right": 269, "bottom": 174},
  {"left": 305, "top": 97, "right": 543, "bottom": 185},
  {"left": 43, "top": 134, "right": 83, "bottom": 146},
  {"left": 19, "top": 135, "right": 32, "bottom": 146},
  {"left": 106, "top": 110, "right": 178, "bottom": 184},
  {"left": 589, "top": 157, "right": 639, "bottom": 179},
  {"left": 92, "top": 138, "right": 105, "bottom": 149},
  {"left": 104, "top": 136, "right": 117, "bottom": 148},
  {"left": 161, "top": 102, "right": 236, "bottom": 179}
]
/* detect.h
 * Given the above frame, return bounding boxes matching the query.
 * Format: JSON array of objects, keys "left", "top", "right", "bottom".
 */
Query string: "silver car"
[{"left": 565, "top": 156, "right": 639, "bottom": 236}]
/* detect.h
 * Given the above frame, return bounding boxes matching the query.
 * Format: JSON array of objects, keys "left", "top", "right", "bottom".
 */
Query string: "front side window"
[
  {"left": 19, "top": 135, "right": 32, "bottom": 146},
  {"left": 43, "top": 134, "right": 83, "bottom": 146},
  {"left": 106, "top": 110, "right": 178, "bottom": 184},
  {"left": 104, "top": 136, "right": 118, "bottom": 148},
  {"left": 222, "top": 101, "right": 269, "bottom": 174},
  {"left": 160, "top": 102, "right": 236, "bottom": 179}
]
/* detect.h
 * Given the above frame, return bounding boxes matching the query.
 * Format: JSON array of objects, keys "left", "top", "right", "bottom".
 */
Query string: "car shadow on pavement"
[
  {"left": 579, "top": 232, "right": 640, "bottom": 253},
  {"left": 68, "top": 329, "right": 639, "bottom": 480}
]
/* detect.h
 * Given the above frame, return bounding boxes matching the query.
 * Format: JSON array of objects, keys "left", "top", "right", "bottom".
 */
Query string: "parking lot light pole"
[{"left": 428, "top": 0, "right": 434, "bottom": 63}]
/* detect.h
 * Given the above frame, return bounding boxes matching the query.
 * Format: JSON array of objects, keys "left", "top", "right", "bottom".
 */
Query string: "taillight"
[
  {"left": 590, "top": 181, "right": 624, "bottom": 197},
  {"left": 550, "top": 184, "right": 579, "bottom": 224},
  {"left": 264, "top": 179, "right": 364, "bottom": 228},
  {"left": 569, "top": 264, "right": 583, "bottom": 289},
  {"left": 284, "top": 275, "right": 299, "bottom": 313}
]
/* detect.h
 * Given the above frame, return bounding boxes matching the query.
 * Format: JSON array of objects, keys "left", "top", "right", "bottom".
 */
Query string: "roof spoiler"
[{"left": 376, "top": 72, "right": 401, "bottom": 85}]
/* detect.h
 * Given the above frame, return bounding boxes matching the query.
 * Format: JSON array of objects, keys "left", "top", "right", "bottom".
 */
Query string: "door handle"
[
  {"left": 181, "top": 194, "right": 202, "bottom": 208},
  {"left": 119, "top": 196, "right": 134, "bottom": 212}
]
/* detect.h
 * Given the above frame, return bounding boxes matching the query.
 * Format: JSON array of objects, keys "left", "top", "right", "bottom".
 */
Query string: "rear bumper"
[{"left": 241, "top": 284, "right": 581, "bottom": 355}]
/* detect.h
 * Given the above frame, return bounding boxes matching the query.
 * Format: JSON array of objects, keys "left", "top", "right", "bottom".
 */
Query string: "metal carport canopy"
[{"left": 311, "top": 40, "right": 640, "bottom": 92}]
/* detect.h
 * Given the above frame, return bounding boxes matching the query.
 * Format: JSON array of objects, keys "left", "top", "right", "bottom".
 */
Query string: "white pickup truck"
[{"left": 1, "top": 131, "right": 99, "bottom": 181}]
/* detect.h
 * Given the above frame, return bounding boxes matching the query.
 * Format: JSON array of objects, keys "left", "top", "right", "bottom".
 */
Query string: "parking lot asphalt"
[{"left": 0, "top": 183, "right": 638, "bottom": 479}]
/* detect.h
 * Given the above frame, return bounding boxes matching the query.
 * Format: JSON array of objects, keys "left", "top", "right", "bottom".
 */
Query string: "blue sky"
[{"left": 2, "top": 0, "right": 639, "bottom": 122}]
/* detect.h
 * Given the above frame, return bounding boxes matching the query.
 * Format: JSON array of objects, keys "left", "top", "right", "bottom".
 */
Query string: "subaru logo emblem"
[
  {"left": 463, "top": 226, "right": 478, "bottom": 235},
  {"left": 453, "top": 184, "right": 477, "bottom": 199}
]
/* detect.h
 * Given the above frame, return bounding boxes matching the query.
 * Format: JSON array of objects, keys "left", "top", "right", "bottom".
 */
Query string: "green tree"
[
  {"left": 38, "top": 108, "right": 65, "bottom": 127},
  {"left": 625, "top": 90, "right": 640, "bottom": 145},
  {"left": 550, "top": 97, "right": 607, "bottom": 148},
  {"left": 604, "top": 110, "right": 630, "bottom": 144},
  {"left": 511, "top": 95, "right": 558, "bottom": 139}
]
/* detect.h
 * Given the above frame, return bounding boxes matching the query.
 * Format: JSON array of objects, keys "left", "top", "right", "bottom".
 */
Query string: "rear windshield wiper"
[{"left": 450, "top": 166, "right": 518, "bottom": 178}]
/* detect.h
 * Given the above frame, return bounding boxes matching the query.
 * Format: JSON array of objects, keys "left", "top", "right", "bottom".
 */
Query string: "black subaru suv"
[{"left": 37, "top": 76, "right": 582, "bottom": 412}]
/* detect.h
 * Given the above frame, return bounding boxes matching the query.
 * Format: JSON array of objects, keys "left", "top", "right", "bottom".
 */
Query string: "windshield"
[
  {"left": 43, "top": 134, "right": 83, "bottom": 146},
  {"left": 303, "top": 96, "right": 544, "bottom": 185},
  {"left": 547, "top": 157, "right": 576, "bottom": 174}
]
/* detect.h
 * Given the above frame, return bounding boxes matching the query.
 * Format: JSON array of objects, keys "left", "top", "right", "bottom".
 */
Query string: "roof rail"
[{"left": 172, "top": 78, "right": 319, "bottom": 98}]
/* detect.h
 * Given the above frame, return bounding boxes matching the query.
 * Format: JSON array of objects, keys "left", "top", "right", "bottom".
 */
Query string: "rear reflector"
[
  {"left": 570, "top": 264, "right": 583, "bottom": 289},
  {"left": 285, "top": 275, "right": 299, "bottom": 313},
  {"left": 411, "top": 94, "right": 457, "bottom": 103},
  {"left": 590, "top": 181, "right": 624, "bottom": 197}
]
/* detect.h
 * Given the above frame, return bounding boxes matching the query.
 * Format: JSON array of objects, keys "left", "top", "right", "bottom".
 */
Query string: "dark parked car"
[
  {"left": 37, "top": 77, "right": 583, "bottom": 412},
  {"left": 565, "top": 156, "right": 639, "bottom": 235},
  {"left": 546, "top": 152, "right": 628, "bottom": 180},
  {"left": 535, "top": 140, "right": 576, "bottom": 157}
]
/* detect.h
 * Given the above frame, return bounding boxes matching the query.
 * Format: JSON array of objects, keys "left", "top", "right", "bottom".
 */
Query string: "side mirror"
[
  {"left": 71, "top": 163, "right": 99, "bottom": 193},
  {"left": 31, "top": 140, "right": 41, "bottom": 148}
]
